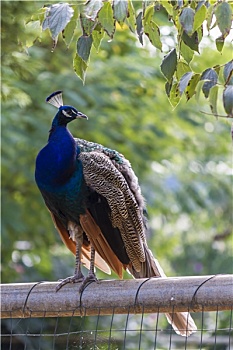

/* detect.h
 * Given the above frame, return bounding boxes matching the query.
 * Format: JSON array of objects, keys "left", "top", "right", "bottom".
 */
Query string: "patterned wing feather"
[{"left": 79, "top": 151, "right": 146, "bottom": 272}]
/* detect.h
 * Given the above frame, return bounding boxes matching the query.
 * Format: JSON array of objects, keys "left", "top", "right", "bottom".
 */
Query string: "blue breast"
[{"left": 35, "top": 125, "right": 88, "bottom": 226}]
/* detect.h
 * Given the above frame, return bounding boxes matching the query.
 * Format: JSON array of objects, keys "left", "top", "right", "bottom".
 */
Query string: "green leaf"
[
  {"left": 161, "top": 2, "right": 173, "bottom": 16},
  {"left": 160, "top": 48, "right": 177, "bottom": 82},
  {"left": 73, "top": 53, "right": 88, "bottom": 83},
  {"left": 223, "top": 85, "right": 233, "bottom": 117},
  {"left": 84, "top": 0, "right": 103, "bottom": 21},
  {"left": 180, "top": 41, "right": 194, "bottom": 64},
  {"left": 215, "top": 2, "right": 232, "bottom": 36},
  {"left": 80, "top": 15, "right": 97, "bottom": 36},
  {"left": 176, "top": 61, "right": 190, "bottom": 81},
  {"left": 215, "top": 35, "right": 225, "bottom": 53},
  {"left": 179, "top": 7, "right": 195, "bottom": 35},
  {"left": 42, "top": 3, "right": 74, "bottom": 40},
  {"left": 98, "top": 1, "right": 115, "bottom": 38},
  {"left": 206, "top": 4, "right": 214, "bottom": 31},
  {"left": 136, "top": 11, "right": 143, "bottom": 45},
  {"left": 113, "top": 0, "right": 128, "bottom": 24},
  {"left": 195, "top": 80, "right": 206, "bottom": 102},
  {"left": 125, "top": 0, "right": 136, "bottom": 33},
  {"left": 77, "top": 35, "right": 93, "bottom": 62},
  {"left": 185, "top": 73, "right": 201, "bottom": 101},
  {"left": 223, "top": 60, "right": 233, "bottom": 85},
  {"left": 165, "top": 80, "right": 173, "bottom": 97},
  {"left": 169, "top": 83, "right": 181, "bottom": 108},
  {"left": 200, "top": 68, "right": 218, "bottom": 98},
  {"left": 193, "top": 4, "right": 207, "bottom": 33},
  {"left": 63, "top": 6, "right": 79, "bottom": 47},
  {"left": 209, "top": 85, "right": 218, "bottom": 116},
  {"left": 182, "top": 31, "right": 199, "bottom": 52},
  {"left": 144, "top": 4, "right": 154, "bottom": 24},
  {"left": 178, "top": 71, "right": 193, "bottom": 95},
  {"left": 92, "top": 27, "right": 104, "bottom": 52},
  {"left": 144, "top": 21, "right": 162, "bottom": 51}
]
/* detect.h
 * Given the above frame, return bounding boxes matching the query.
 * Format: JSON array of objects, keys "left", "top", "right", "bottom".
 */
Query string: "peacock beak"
[{"left": 76, "top": 111, "right": 88, "bottom": 119}]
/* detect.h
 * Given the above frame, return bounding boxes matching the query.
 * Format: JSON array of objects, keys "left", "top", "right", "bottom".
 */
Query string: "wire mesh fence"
[
  {"left": 1, "top": 308, "right": 233, "bottom": 349},
  {"left": 1, "top": 275, "right": 233, "bottom": 350}
]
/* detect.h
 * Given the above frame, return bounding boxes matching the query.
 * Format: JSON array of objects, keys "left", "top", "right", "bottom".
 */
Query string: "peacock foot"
[
  {"left": 56, "top": 272, "right": 84, "bottom": 292},
  {"left": 79, "top": 272, "right": 98, "bottom": 293}
]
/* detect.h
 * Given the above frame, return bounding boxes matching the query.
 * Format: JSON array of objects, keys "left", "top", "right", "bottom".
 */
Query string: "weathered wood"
[{"left": 1, "top": 275, "right": 232, "bottom": 319}]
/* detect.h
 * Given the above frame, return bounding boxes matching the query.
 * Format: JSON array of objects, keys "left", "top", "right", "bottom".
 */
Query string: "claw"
[
  {"left": 79, "top": 272, "right": 98, "bottom": 293},
  {"left": 56, "top": 272, "right": 84, "bottom": 292}
]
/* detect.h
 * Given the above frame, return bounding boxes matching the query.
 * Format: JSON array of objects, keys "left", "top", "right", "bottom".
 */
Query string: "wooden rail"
[{"left": 1, "top": 275, "right": 233, "bottom": 319}]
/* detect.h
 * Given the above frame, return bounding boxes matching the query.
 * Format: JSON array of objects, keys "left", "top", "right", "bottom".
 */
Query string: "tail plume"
[{"left": 128, "top": 245, "right": 197, "bottom": 337}]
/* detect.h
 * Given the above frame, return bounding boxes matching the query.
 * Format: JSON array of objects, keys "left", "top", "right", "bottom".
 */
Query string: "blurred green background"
[{"left": 1, "top": 1, "right": 232, "bottom": 348}]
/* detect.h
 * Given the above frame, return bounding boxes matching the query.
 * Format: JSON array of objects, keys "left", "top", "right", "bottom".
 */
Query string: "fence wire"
[{"left": 1, "top": 307, "right": 232, "bottom": 350}]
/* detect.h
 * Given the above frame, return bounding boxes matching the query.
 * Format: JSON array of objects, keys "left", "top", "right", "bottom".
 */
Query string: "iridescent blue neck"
[{"left": 36, "top": 123, "right": 78, "bottom": 188}]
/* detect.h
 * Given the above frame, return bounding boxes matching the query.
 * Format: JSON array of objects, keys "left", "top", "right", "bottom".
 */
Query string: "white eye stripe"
[{"left": 62, "top": 110, "right": 72, "bottom": 117}]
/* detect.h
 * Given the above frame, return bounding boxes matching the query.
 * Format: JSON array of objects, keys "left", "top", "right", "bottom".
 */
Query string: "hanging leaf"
[
  {"left": 223, "top": 86, "right": 233, "bottom": 117},
  {"left": 185, "top": 73, "right": 201, "bottom": 101},
  {"left": 84, "top": 0, "right": 103, "bottom": 21},
  {"left": 209, "top": 85, "right": 218, "bottom": 116},
  {"left": 92, "top": 27, "right": 104, "bottom": 52},
  {"left": 200, "top": 68, "right": 218, "bottom": 98},
  {"left": 98, "top": 1, "right": 115, "bottom": 38},
  {"left": 176, "top": 61, "right": 190, "bottom": 80},
  {"left": 178, "top": 71, "right": 193, "bottom": 95},
  {"left": 73, "top": 53, "right": 88, "bottom": 83},
  {"left": 182, "top": 31, "right": 199, "bottom": 52},
  {"left": 179, "top": 7, "right": 195, "bottom": 35},
  {"left": 160, "top": 48, "right": 177, "bottom": 82},
  {"left": 136, "top": 11, "right": 143, "bottom": 45},
  {"left": 77, "top": 35, "right": 93, "bottom": 63},
  {"left": 215, "top": 2, "right": 232, "bottom": 37},
  {"left": 144, "top": 21, "right": 162, "bottom": 51},
  {"left": 42, "top": 3, "right": 74, "bottom": 40},
  {"left": 169, "top": 83, "right": 181, "bottom": 108},
  {"left": 195, "top": 80, "right": 206, "bottom": 102},
  {"left": 63, "top": 6, "right": 79, "bottom": 47},
  {"left": 143, "top": 4, "right": 154, "bottom": 24},
  {"left": 180, "top": 41, "right": 194, "bottom": 64},
  {"left": 80, "top": 15, "right": 97, "bottom": 36},
  {"left": 215, "top": 35, "right": 225, "bottom": 53},
  {"left": 206, "top": 4, "right": 214, "bottom": 31},
  {"left": 165, "top": 80, "right": 173, "bottom": 97},
  {"left": 223, "top": 60, "right": 233, "bottom": 86},
  {"left": 113, "top": 0, "right": 128, "bottom": 25},
  {"left": 161, "top": 2, "right": 173, "bottom": 16},
  {"left": 125, "top": 0, "right": 136, "bottom": 33},
  {"left": 193, "top": 4, "right": 206, "bottom": 33}
]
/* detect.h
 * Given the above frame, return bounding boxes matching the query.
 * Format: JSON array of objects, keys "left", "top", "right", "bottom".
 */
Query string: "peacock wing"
[
  {"left": 79, "top": 151, "right": 147, "bottom": 273},
  {"left": 75, "top": 138, "right": 146, "bottom": 217},
  {"left": 49, "top": 210, "right": 111, "bottom": 275}
]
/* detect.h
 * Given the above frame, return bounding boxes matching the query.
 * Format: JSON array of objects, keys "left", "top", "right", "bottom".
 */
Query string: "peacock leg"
[
  {"left": 56, "top": 222, "right": 84, "bottom": 292},
  {"left": 79, "top": 245, "right": 97, "bottom": 293}
]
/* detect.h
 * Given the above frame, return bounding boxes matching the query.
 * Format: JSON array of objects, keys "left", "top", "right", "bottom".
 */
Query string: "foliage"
[
  {"left": 26, "top": 0, "right": 233, "bottom": 118},
  {"left": 1, "top": 1, "right": 232, "bottom": 345},
  {"left": 2, "top": 0, "right": 232, "bottom": 281}
]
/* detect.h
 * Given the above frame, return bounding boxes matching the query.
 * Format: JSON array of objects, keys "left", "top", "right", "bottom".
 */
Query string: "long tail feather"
[{"left": 128, "top": 246, "right": 197, "bottom": 337}]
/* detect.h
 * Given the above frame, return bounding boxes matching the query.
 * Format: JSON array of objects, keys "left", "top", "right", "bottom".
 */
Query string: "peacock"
[{"left": 35, "top": 91, "right": 197, "bottom": 336}]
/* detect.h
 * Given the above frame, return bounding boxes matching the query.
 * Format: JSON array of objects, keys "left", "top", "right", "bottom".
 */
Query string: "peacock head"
[{"left": 46, "top": 91, "right": 87, "bottom": 126}]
